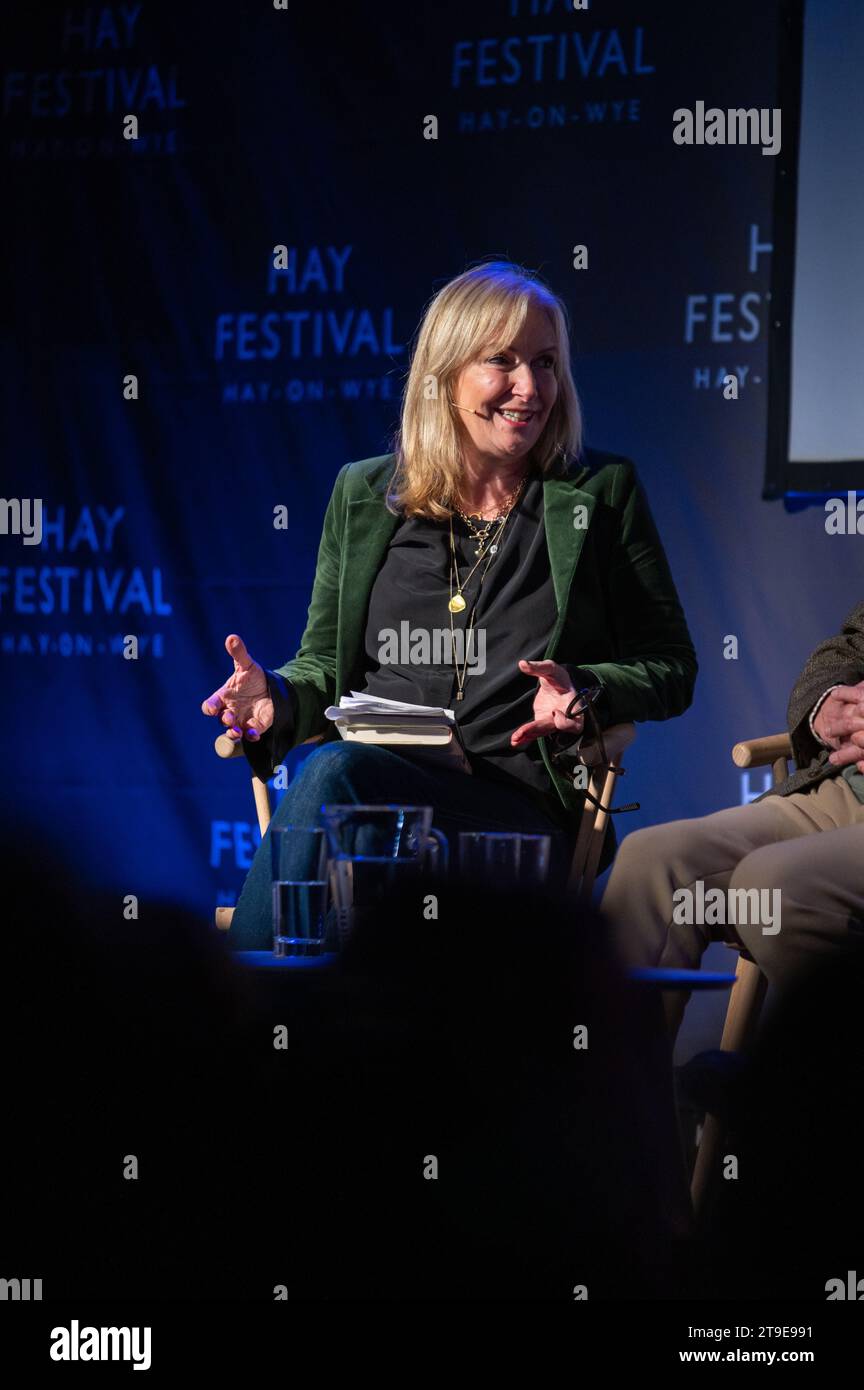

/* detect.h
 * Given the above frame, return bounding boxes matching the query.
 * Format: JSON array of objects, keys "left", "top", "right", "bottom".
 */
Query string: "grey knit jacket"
[{"left": 762, "top": 601, "right": 864, "bottom": 800}]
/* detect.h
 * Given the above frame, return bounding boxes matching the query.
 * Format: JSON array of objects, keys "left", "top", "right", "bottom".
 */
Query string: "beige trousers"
[{"left": 601, "top": 774, "right": 864, "bottom": 1031}]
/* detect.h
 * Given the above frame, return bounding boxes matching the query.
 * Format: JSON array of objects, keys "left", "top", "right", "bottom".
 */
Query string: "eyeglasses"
[{"left": 551, "top": 685, "right": 640, "bottom": 816}]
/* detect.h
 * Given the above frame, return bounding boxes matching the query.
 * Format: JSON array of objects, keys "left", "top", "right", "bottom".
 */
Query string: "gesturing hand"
[
  {"left": 201, "top": 634, "right": 274, "bottom": 743},
  {"left": 510, "top": 659, "right": 584, "bottom": 747}
]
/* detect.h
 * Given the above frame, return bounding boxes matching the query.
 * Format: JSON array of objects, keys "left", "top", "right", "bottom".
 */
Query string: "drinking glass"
[
  {"left": 457, "top": 831, "right": 551, "bottom": 889},
  {"left": 321, "top": 804, "right": 448, "bottom": 945},
  {"left": 271, "top": 825, "right": 331, "bottom": 957}
]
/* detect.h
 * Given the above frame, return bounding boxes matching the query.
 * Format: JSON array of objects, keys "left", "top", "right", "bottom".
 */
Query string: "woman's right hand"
[{"left": 201, "top": 634, "right": 274, "bottom": 742}]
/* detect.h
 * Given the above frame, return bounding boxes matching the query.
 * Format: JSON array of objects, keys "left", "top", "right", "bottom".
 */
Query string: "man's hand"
[
  {"left": 510, "top": 659, "right": 584, "bottom": 747},
  {"left": 827, "top": 728, "right": 864, "bottom": 774},
  {"left": 201, "top": 634, "right": 274, "bottom": 743},
  {"left": 813, "top": 680, "right": 864, "bottom": 773}
]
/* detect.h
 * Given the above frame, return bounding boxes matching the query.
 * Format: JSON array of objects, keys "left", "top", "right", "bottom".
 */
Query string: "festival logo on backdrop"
[
  {"left": 0, "top": 504, "right": 172, "bottom": 659},
  {"left": 684, "top": 224, "right": 772, "bottom": 396},
  {"left": 3, "top": 3, "right": 186, "bottom": 161},
  {"left": 449, "top": 0, "right": 655, "bottom": 136},
  {"left": 214, "top": 246, "right": 406, "bottom": 407}
]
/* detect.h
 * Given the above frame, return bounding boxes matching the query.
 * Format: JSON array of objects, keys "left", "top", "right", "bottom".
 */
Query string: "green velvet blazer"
[{"left": 266, "top": 446, "right": 698, "bottom": 834}]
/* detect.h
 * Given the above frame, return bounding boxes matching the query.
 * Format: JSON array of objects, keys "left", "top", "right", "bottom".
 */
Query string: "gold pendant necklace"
[
  {"left": 446, "top": 476, "right": 527, "bottom": 697},
  {"left": 448, "top": 511, "right": 507, "bottom": 614},
  {"left": 447, "top": 482, "right": 522, "bottom": 621}
]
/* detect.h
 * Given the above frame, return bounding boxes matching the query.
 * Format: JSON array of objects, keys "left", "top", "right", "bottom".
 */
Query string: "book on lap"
[{"left": 324, "top": 693, "right": 472, "bottom": 774}]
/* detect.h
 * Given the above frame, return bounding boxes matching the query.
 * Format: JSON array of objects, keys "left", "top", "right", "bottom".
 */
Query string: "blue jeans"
[{"left": 230, "top": 741, "right": 569, "bottom": 948}]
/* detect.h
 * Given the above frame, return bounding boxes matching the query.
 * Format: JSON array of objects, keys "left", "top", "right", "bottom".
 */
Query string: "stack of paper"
[
  {"left": 324, "top": 693, "right": 469, "bottom": 772},
  {"left": 325, "top": 693, "right": 456, "bottom": 725}
]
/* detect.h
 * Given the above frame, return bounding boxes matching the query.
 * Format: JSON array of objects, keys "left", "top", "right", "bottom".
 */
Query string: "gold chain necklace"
[
  {"left": 456, "top": 476, "right": 526, "bottom": 558},
  {"left": 447, "top": 477, "right": 525, "bottom": 613},
  {"left": 457, "top": 511, "right": 496, "bottom": 555},
  {"left": 447, "top": 498, "right": 522, "bottom": 701}
]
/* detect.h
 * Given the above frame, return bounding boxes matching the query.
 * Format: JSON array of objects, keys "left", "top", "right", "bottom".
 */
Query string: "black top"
[
  {"left": 359, "top": 472, "right": 564, "bottom": 812},
  {"left": 249, "top": 470, "right": 601, "bottom": 821}
]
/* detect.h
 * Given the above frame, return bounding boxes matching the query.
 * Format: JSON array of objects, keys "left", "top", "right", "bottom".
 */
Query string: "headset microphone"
[{"left": 450, "top": 400, "right": 489, "bottom": 420}]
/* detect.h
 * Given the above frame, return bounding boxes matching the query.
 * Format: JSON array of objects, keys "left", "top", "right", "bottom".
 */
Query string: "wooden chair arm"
[
  {"left": 214, "top": 733, "right": 247, "bottom": 759},
  {"left": 214, "top": 733, "right": 324, "bottom": 759},
  {"left": 731, "top": 733, "right": 793, "bottom": 768}
]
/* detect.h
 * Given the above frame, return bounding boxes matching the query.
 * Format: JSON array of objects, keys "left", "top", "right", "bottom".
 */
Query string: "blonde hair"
[{"left": 388, "top": 260, "right": 583, "bottom": 519}]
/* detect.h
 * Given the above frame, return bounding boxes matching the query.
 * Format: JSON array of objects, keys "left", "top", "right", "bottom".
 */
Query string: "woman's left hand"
[{"left": 510, "top": 659, "right": 584, "bottom": 746}]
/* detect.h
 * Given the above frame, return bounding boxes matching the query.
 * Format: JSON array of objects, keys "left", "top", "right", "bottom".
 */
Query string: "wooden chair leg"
[
  {"left": 567, "top": 796, "right": 596, "bottom": 895},
  {"left": 690, "top": 1111, "right": 725, "bottom": 1216},
  {"left": 576, "top": 764, "right": 617, "bottom": 904},
  {"left": 717, "top": 954, "right": 768, "bottom": 1052},
  {"left": 252, "top": 776, "right": 272, "bottom": 837},
  {"left": 566, "top": 722, "right": 636, "bottom": 898},
  {"left": 567, "top": 764, "right": 621, "bottom": 900},
  {"left": 689, "top": 731, "right": 787, "bottom": 1217},
  {"left": 690, "top": 954, "right": 768, "bottom": 1214},
  {"left": 213, "top": 778, "right": 270, "bottom": 933}
]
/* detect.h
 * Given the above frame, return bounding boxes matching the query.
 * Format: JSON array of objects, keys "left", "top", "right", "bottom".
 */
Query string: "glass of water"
[
  {"left": 320, "top": 805, "right": 448, "bottom": 945},
  {"left": 271, "top": 825, "right": 331, "bottom": 958},
  {"left": 457, "top": 832, "right": 551, "bottom": 889}
]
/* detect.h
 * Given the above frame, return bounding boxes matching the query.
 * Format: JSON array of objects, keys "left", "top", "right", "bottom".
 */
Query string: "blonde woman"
[{"left": 202, "top": 261, "right": 697, "bottom": 946}]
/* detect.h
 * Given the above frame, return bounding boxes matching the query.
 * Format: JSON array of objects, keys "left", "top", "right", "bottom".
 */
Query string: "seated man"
[{"left": 601, "top": 602, "right": 864, "bottom": 1040}]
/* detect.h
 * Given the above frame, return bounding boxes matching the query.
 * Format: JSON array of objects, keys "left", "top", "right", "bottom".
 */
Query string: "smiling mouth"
[{"left": 497, "top": 408, "right": 535, "bottom": 423}]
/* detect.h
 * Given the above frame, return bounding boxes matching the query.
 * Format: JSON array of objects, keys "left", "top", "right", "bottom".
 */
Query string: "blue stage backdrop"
[{"left": 1, "top": 1, "right": 855, "bottom": 1047}]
